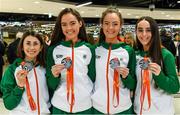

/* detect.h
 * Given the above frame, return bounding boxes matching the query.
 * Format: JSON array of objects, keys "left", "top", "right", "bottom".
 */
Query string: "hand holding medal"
[
  {"left": 21, "top": 61, "right": 34, "bottom": 72},
  {"left": 110, "top": 58, "right": 129, "bottom": 78},
  {"left": 16, "top": 61, "right": 33, "bottom": 88},
  {"left": 51, "top": 57, "right": 72, "bottom": 77},
  {"left": 139, "top": 58, "right": 150, "bottom": 70},
  {"left": 148, "top": 63, "right": 161, "bottom": 76},
  {"left": 61, "top": 57, "right": 72, "bottom": 69}
]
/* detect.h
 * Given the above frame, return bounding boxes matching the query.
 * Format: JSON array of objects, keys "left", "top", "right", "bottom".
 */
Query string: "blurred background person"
[
  {"left": 7, "top": 31, "right": 23, "bottom": 64},
  {"left": 124, "top": 32, "right": 135, "bottom": 48},
  {"left": 160, "top": 28, "right": 176, "bottom": 57},
  {"left": 174, "top": 32, "right": 180, "bottom": 75},
  {"left": 0, "top": 37, "right": 5, "bottom": 97}
]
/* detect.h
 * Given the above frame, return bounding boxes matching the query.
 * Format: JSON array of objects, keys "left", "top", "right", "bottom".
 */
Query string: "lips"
[
  {"left": 27, "top": 51, "right": 36, "bottom": 54},
  {"left": 106, "top": 31, "right": 115, "bottom": 34}
]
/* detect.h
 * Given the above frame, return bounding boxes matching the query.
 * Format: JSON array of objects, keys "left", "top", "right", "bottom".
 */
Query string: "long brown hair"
[
  {"left": 135, "top": 16, "right": 162, "bottom": 66},
  {"left": 50, "top": 8, "right": 87, "bottom": 46},
  {"left": 99, "top": 7, "right": 124, "bottom": 43},
  {"left": 17, "top": 31, "right": 46, "bottom": 67}
]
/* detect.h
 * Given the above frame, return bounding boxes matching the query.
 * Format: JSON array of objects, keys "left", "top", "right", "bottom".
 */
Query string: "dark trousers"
[
  {"left": 0, "top": 65, "right": 3, "bottom": 96},
  {"left": 176, "top": 56, "right": 180, "bottom": 72}
]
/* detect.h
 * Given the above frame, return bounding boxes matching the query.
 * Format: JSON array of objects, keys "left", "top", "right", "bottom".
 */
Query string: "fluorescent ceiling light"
[
  {"left": 177, "top": 1, "right": 180, "bottom": 3},
  {"left": 76, "top": 2, "right": 92, "bottom": 8}
]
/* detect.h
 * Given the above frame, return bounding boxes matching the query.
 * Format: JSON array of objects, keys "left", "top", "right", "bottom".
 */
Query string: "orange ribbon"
[
  {"left": 113, "top": 70, "right": 120, "bottom": 108},
  {"left": 21, "top": 61, "right": 40, "bottom": 115},
  {"left": 66, "top": 46, "right": 75, "bottom": 113},
  {"left": 106, "top": 46, "right": 111, "bottom": 114},
  {"left": 33, "top": 68, "right": 40, "bottom": 115},
  {"left": 26, "top": 78, "right": 36, "bottom": 111},
  {"left": 140, "top": 57, "right": 151, "bottom": 115},
  {"left": 20, "top": 61, "right": 36, "bottom": 111}
]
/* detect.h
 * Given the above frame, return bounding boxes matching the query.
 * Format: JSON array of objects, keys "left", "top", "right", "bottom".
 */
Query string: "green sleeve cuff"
[
  {"left": 153, "top": 71, "right": 180, "bottom": 94},
  {"left": 47, "top": 75, "right": 60, "bottom": 91},
  {"left": 121, "top": 75, "right": 136, "bottom": 90},
  {"left": 14, "top": 86, "right": 24, "bottom": 95}
]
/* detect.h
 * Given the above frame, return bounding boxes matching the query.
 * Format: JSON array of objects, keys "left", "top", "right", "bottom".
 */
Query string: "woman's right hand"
[
  {"left": 51, "top": 64, "right": 65, "bottom": 77},
  {"left": 16, "top": 70, "right": 28, "bottom": 88}
]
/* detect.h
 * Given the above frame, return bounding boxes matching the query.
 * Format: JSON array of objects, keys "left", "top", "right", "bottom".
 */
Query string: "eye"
[
  {"left": 33, "top": 42, "right": 40, "bottom": 46},
  {"left": 137, "top": 29, "right": 143, "bottom": 32},
  {"left": 26, "top": 42, "right": 31, "bottom": 45},
  {"left": 70, "top": 21, "right": 76, "bottom": 25},
  {"left": 61, "top": 23, "right": 67, "bottom": 27},
  {"left": 112, "top": 22, "right": 118, "bottom": 26},
  {"left": 103, "top": 21, "right": 109, "bottom": 25},
  {"left": 146, "top": 29, "right": 151, "bottom": 32}
]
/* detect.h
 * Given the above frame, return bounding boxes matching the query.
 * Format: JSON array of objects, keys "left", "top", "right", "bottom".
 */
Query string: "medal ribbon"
[
  {"left": 25, "top": 78, "right": 36, "bottom": 111},
  {"left": 112, "top": 69, "right": 120, "bottom": 108},
  {"left": 66, "top": 45, "right": 75, "bottom": 113},
  {"left": 21, "top": 61, "right": 36, "bottom": 111},
  {"left": 140, "top": 57, "right": 151, "bottom": 115}
]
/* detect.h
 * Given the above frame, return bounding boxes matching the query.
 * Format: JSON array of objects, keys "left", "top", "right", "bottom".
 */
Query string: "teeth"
[
  {"left": 67, "top": 32, "right": 73, "bottom": 34},
  {"left": 28, "top": 51, "right": 35, "bottom": 53},
  {"left": 107, "top": 31, "right": 114, "bottom": 34}
]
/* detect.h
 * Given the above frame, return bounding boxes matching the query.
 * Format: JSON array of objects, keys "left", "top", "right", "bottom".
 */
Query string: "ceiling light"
[
  {"left": 81, "top": 11, "right": 85, "bottom": 14},
  {"left": 178, "top": 1, "right": 180, "bottom": 3},
  {"left": 34, "top": 1, "right": 40, "bottom": 4},
  {"left": 76, "top": 2, "right": 92, "bottom": 8},
  {"left": 48, "top": 13, "right": 52, "bottom": 18},
  {"left": 18, "top": 8, "right": 23, "bottom": 10}
]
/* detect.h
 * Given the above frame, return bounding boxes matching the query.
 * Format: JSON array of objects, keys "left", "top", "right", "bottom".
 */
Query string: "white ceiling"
[{"left": 0, "top": 0, "right": 180, "bottom": 20}]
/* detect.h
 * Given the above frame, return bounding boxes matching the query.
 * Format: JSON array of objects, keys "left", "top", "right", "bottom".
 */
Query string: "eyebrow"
[
  {"left": 25, "top": 40, "right": 39, "bottom": 43},
  {"left": 61, "top": 20, "right": 76, "bottom": 24},
  {"left": 137, "top": 27, "right": 151, "bottom": 29},
  {"left": 104, "top": 21, "right": 119, "bottom": 23}
]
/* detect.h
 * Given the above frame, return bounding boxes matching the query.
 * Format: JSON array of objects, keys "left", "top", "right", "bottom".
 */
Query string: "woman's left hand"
[
  {"left": 148, "top": 63, "right": 161, "bottom": 76},
  {"left": 115, "top": 67, "right": 129, "bottom": 79}
]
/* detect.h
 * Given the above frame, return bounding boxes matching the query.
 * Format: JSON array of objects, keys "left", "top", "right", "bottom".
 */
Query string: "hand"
[
  {"left": 115, "top": 67, "right": 129, "bottom": 79},
  {"left": 148, "top": 63, "right": 161, "bottom": 76},
  {"left": 51, "top": 64, "right": 65, "bottom": 77},
  {"left": 16, "top": 70, "right": 28, "bottom": 88}
]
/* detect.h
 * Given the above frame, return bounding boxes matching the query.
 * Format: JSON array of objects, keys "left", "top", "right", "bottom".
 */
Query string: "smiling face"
[
  {"left": 124, "top": 34, "right": 132, "bottom": 45},
  {"left": 61, "top": 13, "right": 82, "bottom": 43},
  {"left": 23, "top": 35, "right": 42, "bottom": 61},
  {"left": 102, "top": 13, "right": 121, "bottom": 43},
  {"left": 136, "top": 19, "right": 152, "bottom": 51}
]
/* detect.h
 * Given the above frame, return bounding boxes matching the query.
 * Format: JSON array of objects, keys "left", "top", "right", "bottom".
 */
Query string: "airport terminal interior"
[{"left": 0, "top": 0, "right": 180, "bottom": 114}]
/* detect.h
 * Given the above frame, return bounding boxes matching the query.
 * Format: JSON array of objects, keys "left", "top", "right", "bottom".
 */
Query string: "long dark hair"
[
  {"left": 50, "top": 8, "right": 87, "bottom": 46},
  {"left": 135, "top": 16, "right": 162, "bottom": 66},
  {"left": 99, "top": 7, "right": 123, "bottom": 43},
  {"left": 17, "top": 31, "right": 46, "bottom": 67}
]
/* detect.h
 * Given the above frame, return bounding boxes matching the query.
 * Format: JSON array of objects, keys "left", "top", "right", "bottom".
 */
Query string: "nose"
[
  {"left": 142, "top": 30, "right": 147, "bottom": 36},
  {"left": 29, "top": 44, "right": 35, "bottom": 49},
  {"left": 67, "top": 24, "right": 72, "bottom": 30},
  {"left": 109, "top": 24, "right": 113, "bottom": 29}
]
